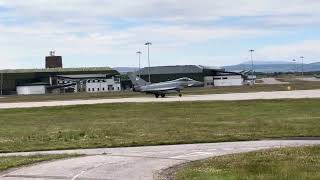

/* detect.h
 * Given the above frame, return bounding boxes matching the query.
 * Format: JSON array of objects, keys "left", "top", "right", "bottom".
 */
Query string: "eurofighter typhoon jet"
[{"left": 128, "top": 73, "right": 203, "bottom": 98}]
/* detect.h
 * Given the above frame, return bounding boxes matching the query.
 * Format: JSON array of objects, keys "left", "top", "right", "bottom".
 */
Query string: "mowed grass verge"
[
  {"left": 1, "top": 80, "right": 320, "bottom": 103},
  {"left": 0, "top": 154, "right": 80, "bottom": 172},
  {"left": 175, "top": 146, "right": 320, "bottom": 180},
  {"left": 0, "top": 99, "right": 320, "bottom": 152}
]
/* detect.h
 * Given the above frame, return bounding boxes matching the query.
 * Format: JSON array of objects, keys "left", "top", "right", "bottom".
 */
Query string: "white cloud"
[
  {"left": 0, "top": 51, "right": 20, "bottom": 69},
  {"left": 0, "top": 0, "right": 319, "bottom": 68},
  {"left": 256, "top": 40, "right": 320, "bottom": 62},
  {"left": 1, "top": 0, "right": 320, "bottom": 24}
]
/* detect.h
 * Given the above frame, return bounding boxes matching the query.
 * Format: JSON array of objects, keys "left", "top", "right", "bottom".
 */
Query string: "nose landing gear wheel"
[{"left": 179, "top": 94, "right": 182, "bottom": 97}]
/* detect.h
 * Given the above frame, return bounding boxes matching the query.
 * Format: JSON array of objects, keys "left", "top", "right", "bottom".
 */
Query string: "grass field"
[
  {"left": 0, "top": 91, "right": 144, "bottom": 103},
  {"left": 0, "top": 99, "right": 320, "bottom": 152},
  {"left": 183, "top": 80, "right": 320, "bottom": 94},
  {"left": 0, "top": 154, "right": 80, "bottom": 172},
  {"left": 176, "top": 146, "right": 320, "bottom": 180},
  {"left": 1, "top": 80, "right": 320, "bottom": 103}
]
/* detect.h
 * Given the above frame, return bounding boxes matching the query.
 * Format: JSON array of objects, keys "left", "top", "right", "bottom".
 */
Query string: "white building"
[
  {"left": 57, "top": 75, "right": 121, "bottom": 93},
  {"left": 213, "top": 75, "right": 243, "bottom": 86},
  {"left": 204, "top": 72, "right": 244, "bottom": 87},
  {"left": 16, "top": 84, "right": 47, "bottom": 95},
  {"left": 86, "top": 77, "right": 121, "bottom": 93}
]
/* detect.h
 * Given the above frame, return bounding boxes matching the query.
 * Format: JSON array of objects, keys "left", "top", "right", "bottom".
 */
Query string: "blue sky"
[{"left": 0, "top": 0, "right": 319, "bottom": 69}]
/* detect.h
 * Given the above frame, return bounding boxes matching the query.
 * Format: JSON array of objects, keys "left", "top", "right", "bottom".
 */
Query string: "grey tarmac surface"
[
  {"left": 259, "top": 78, "right": 289, "bottom": 84},
  {"left": 297, "top": 77, "right": 320, "bottom": 82},
  {"left": 1, "top": 89, "right": 320, "bottom": 109},
  {"left": 1, "top": 140, "right": 320, "bottom": 180}
]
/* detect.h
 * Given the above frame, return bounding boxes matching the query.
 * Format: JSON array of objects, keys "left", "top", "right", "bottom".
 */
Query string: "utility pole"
[
  {"left": 292, "top": 59, "right": 297, "bottom": 75},
  {"left": 145, "top": 42, "right": 152, "bottom": 83},
  {"left": 136, "top": 51, "right": 142, "bottom": 77},
  {"left": 0, "top": 72, "right": 3, "bottom": 96},
  {"left": 300, "top": 56, "right": 304, "bottom": 78},
  {"left": 249, "top": 49, "right": 255, "bottom": 85}
]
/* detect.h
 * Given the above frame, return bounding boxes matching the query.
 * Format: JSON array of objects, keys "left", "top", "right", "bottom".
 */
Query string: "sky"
[{"left": 0, "top": 0, "right": 319, "bottom": 69}]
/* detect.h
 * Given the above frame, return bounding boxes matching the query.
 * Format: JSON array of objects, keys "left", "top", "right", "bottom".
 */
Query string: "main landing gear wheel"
[
  {"left": 161, "top": 94, "right": 166, "bottom": 98},
  {"left": 179, "top": 94, "right": 182, "bottom": 97},
  {"left": 155, "top": 94, "right": 160, "bottom": 98}
]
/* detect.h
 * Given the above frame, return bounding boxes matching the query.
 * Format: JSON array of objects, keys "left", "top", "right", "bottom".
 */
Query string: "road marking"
[{"left": 72, "top": 170, "right": 87, "bottom": 180}]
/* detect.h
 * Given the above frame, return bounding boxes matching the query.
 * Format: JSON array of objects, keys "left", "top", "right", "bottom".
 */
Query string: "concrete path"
[
  {"left": 1, "top": 89, "right": 320, "bottom": 109},
  {"left": 1, "top": 140, "right": 320, "bottom": 180},
  {"left": 297, "top": 77, "right": 320, "bottom": 82},
  {"left": 260, "top": 78, "right": 289, "bottom": 84}
]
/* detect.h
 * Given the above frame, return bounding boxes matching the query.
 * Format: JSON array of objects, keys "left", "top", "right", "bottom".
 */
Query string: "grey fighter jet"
[{"left": 128, "top": 73, "right": 203, "bottom": 98}]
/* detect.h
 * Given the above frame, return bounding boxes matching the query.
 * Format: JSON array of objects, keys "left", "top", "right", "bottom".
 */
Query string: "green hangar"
[
  {"left": 137, "top": 65, "right": 224, "bottom": 82},
  {"left": 137, "top": 65, "right": 246, "bottom": 87},
  {"left": 0, "top": 67, "right": 119, "bottom": 95}
]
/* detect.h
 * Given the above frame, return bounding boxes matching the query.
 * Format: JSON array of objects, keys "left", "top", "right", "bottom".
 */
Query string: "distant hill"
[
  {"left": 224, "top": 61, "right": 320, "bottom": 73},
  {"left": 113, "top": 67, "right": 138, "bottom": 73},
  {"left": 309, "top": 62, "right": 320, "bottom": 65},
  {"left": 240, "top": 61, "right": 293, "bottom": 65}
]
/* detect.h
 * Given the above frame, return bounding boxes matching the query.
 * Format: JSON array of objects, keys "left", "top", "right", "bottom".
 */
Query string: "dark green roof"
[
  {"left": 0, "top": 67, "right": 116, "bottom": 74},
  {"left": 138, "top": 65, "right": 223, "bottom": 75}
]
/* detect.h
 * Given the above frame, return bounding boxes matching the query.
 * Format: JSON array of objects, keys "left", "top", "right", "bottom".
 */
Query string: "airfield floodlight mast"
[
  {"left": 0, "top": 72, "right": 3, "bottom": 96},
  {"left": 249, "top": 49, "right": 255, "bottom": 85},
  {"left": 300, "top": 56, "right": 304, "bottom": 78},
  {"left": 145, "top": 42, "right": 152, "bottom": 83},
  {"left": 136, "top": 51, "right": 142, "bottom": 77},
  {"left": 292, "top": 59, "right": 297, "bottom": 75}
]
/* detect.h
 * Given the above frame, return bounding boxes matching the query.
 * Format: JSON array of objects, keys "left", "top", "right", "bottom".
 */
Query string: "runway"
[
  {"left": 1, "top": 89, "right": 320, "bottom": 109},
  {"left": 259, "top": 78, "right": 289, "bottom": 84},
  {"left": 1, "top": 140, "right": 320, "bottom": 180}
]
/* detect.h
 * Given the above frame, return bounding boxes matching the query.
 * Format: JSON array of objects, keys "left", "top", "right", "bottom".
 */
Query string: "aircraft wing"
[{"left": 142, "top": 86, "right": 182, "bottom": 92}]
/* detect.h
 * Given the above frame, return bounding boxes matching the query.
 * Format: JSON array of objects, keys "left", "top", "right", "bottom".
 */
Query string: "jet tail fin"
[{"left": 128, "top": 73, "right": 150, "bottom": 87}]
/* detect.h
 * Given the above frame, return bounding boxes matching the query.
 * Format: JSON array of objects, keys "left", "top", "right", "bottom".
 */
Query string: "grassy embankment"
[
  {"left": 1, "top": 80, "right": 320, "bottom": 103},
  {"left": 176, "top": 146, "right": 320, "bottom": 180},
  {"left": 0, "top": 154, "right": 80, "bottom": 172},
  {"left": 0, "top": 99, "right": 320, "bottom": 152}
]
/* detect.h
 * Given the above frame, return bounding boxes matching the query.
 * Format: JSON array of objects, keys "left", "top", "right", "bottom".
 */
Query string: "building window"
[
  {"left": 118, "top": 87, "right": 120, "bottom": 90},
  {"left": 88, "top": 88, "right": 90, "bottom": 92},
  {"left": 97, "top": 88, "right": 100, "bottom": 91},
  {"left": 92, "top": 88, "right": 95, "bottom": 92},
  {"left": 103, "top": 88, "right": 105, "bottom": 91}
]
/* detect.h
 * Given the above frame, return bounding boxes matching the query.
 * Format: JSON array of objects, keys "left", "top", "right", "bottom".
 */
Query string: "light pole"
[
  {"left": 0, "top": 72, "right": 3, "bottom": 96},
  {"left": 145, "top": 42, "right": 152, "bottom": 83},
  {"left": 300, "top": 56, "right": 304, "bottom": 78},
  {"left": 249, "top": 49, "right": 255, "bottom": 85},
  {"left": 292, "top": 59, "right": 297, "bottom": 75},
  {"left": 136, "top": 51, "right": 142, "bottom": 77}
]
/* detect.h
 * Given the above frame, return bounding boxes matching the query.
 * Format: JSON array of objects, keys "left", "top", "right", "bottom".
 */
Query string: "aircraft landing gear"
[
  {"left": 179, "top": 93, "right": 182, "bottom": 97},
  {"left": 161, "top": 94, "right": 166, "bottom": 98},
  {"left": 155, "top": 94, "right": 160, "bottom": 98}
]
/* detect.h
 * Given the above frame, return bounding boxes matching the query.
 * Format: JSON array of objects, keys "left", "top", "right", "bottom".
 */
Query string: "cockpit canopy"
[{"left": 174, "top": 77, "right": 195, "bottom": 82}]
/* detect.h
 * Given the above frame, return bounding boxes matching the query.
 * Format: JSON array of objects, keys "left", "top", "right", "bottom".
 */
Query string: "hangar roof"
[
  {"left": 138, "top": 65, "right": 223, "bottom": 75},
  {"left": 0, "top": 67, "right": 116, "bottom": 74},
  {"left": 56, "top": 74, "right": 111, "bottom": 79}
]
